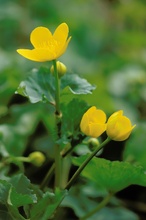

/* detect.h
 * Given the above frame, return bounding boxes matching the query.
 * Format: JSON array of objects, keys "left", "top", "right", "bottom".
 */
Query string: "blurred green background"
[{"left": 0, "top": 0, "right": 146, "bottom": 219}]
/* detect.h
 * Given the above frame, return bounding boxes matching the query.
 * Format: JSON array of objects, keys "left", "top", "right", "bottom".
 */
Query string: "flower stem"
[
  {"left": 40, "top": 163, "right": 55, "bottom": 190},
  {"left": 6, "top": 156, "right": 30, "bottom": 163},
  {"left": 65, "top": 137, "right": 111, "bottom": 190},
  {"left": 80, "top": 192, "right": 113, "bottom": 220},
  {"left": 53, "top": 59, "right": 61, "bottom": 116},
  {"left": 53, "top": 59, "right": 62, "bottom": 188}
]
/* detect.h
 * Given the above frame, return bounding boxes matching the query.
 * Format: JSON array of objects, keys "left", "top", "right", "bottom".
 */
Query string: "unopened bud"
[
  {"left": 28, "top": 151, "right": 45, "bottom": 167},
  {"left": 87, "top": 138, "right": 100, "bottom": 151},
  {"left": 50, "top": 61, "right": 67, "bottom": 78}
]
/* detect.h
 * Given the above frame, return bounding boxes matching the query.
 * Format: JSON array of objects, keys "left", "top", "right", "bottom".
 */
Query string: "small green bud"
[
  {"left": 87, "top": 138, "right": 100, "bottom": 151},
  {"left": 28, "top": 151, "right": 45, "bottom": 167},
  {"left": 50, "top": 61, "right": 67, "bottom": 78}
]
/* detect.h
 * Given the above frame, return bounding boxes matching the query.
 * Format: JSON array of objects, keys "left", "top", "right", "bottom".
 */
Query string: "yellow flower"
[
  {"left": 106, "top": 110, "right": 136, "bottom": 141},
  {"left": 17, "top": 23, "right": 71, "bottom": 62},
  {"left": 80, "top": 106, "right": 107, "bottom": 138}
]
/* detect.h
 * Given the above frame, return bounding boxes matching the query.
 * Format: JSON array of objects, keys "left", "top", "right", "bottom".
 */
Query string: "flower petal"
[
  {"left": 17, "top": 48, "right": 55, "bottom": 62},
  {"left": 87, "top": 107, "right": 106, "bottom": 123},
  {"left": 107, "top": 110, "right": 123, "bottom": 124},
  {"left": 30, "top": 27, "right": 53, "bottom": 48},
  {"left": 80, "top": 111, "right": 90, "bottom": 134},
  {"left": 114, "top": 124, "right": 136, "bottom": 141},
  {"left": 53, "top": 23, "right": 69, "bottom": 45},
  {"left": 56, "top": 36, "right": 72, "bottom": 58},
  {"left": 89, "top": 123, "right": 107, "bottom": 138},
  {"left": 106, "top": 112, "right": 136, "bottom": 141}
]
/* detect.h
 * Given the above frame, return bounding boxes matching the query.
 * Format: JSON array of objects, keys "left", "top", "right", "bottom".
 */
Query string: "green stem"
[
  {"left": 60, "top": 157, "right": 71, "bottom": 189},
  {"left": 40, "top": 163, "right": 55, "bottom": 190},
  {"left": 53, "top": 59, "right": 61, "bottom": 188},
  {"left": 53, "top": 59, "right": 61, "bottom": 116},
  {"left": 5, "top": 156, "right": 30, "bottom": 164},
  {"left": 65, "top": 137, "right": 111, "bottom": 190},
  {"left": 40, "top": 135, "right": 86, "bottom": 190},
  {"left": 54, "top": 143, "right": 61, "bottom": 188},
  {"left": 80, "top": 192, "right": 113, "bottom": 220}
]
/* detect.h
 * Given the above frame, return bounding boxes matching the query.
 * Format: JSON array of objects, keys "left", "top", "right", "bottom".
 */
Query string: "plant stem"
[
  {"left": 65, "top": 137, "right": 111, "bottom": 190},
  {"left": 80, "top": 192, "right": 113, "bottom": 220},
  {"left": 53, "top": 59, "right": 61, "bottom": 188},
  {"left": 40, "top": 163, "right": 55, "bottom": 190},
  {"left": 40, "top": 135, "right": 86, "bottom": 189},
  {"left": 54, "top": 143, "right": 61, "bottom": 188},
  {"left": 53, "top": 59, "right": 61, "bottom": 116},
  {"left": 5, "top": 156, "right": 30, "bottom": 163}
]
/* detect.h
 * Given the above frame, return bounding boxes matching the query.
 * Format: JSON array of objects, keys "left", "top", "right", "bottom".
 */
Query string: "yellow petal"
[
  {"left": 107, "top": 113, "right": 136, "bottom": 141},
  {"left": 114, "top": 124, "right": 136, "bottom": 141},
  {"left": 107, "top": 110, "right": 123, "bottom": 124},
  {"left": 80, "top": 106, "right": 107, "bottom": 137},
  {"left": 87, "top": 107, "right": 106, "bottom": 123},
  {"left": 30, "top": 27, "right": 53, "bottom": 48},
  {"left": 89, "top": 123, "right": 107, "bottom": 138},
  {"left": 106, "top": 122, "right": 119, "bottom": 140},
  {"left": 53, "top": 23, "right": 69, "bottom": 45},
  {"left": 56, "top": 36, "right": 72, "bottom": 58},
  {"left": 80, "top": 112, "right": 90, "bottom": 134},
  {"left": 17, "top": 48, "right": 55, "bottom": 62}
]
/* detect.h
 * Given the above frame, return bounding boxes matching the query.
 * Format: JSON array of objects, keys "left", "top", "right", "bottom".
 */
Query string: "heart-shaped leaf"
[
  {"left": 72, "top": 156, "right": 146, "bottom": 192},
  {"left": 16, "top": 67, "right": 96, "bottom": 104}
]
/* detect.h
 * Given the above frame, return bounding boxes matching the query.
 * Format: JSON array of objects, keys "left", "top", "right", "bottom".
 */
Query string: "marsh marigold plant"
[
  {"left": 8, "top": 20, "right": 143, "bottom": 220},
  {"left": 80, "top": 106, "right": 107, "bottom": 138},
  {"left": 17, "top": 23, "right": 71, "bottom": 62},
  {"left": 106, "top": 110, "right": 136, "bottom": 141}
]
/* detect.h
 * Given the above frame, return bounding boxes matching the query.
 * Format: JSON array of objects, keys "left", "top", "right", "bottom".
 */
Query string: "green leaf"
[
  {"left": 0, "top": 180, "right": 28, "bottom": 219},
  {"left": 123, "top": 122, "right": 146, "bottom": 169},
  {"left": 62, "top": 184, "right": 139, "bottom": 220},
  {"left": 0, "top": 180, "right": 11, "bottom": 204},
  {"left": 61, "top": 73, "right": 96, "bottom": 95},
  {"left": 30, "top": 188, "right": 66, "bottom": 220},
  {"left": 62, "top": 185, "right": 98, "bottom": 218},
  {"left": 88, "top": 207, "right": 139, "bottom": 220},
  {"left": 0, "top": 210, "right": 13, "bottom": 220},
  {"left": 10, "top": 174, "right": 37, "bottom": 204},
  {"left": 0, "top": 174, "right": 37, "bottom": 206},
  {"left": 0, "top": 104, "right": 41, "bottom": 156},
  {"left": 16, "top": 67, "right": 55, "bottom": 104},
  {"left": 0, "top": 174, "right": 37, "bottom": 219},
  {"left": 7, "top": 205, "right": 27, "bottom": 220},
  {"left": 72, "top": 156, "right": 146, "bottom": 192},
  {"left": 8, "top": 187, "right": 36, "bottom": 207},
  {"left": 61, "top": 98, "right": 88, "bottom": 137},
  {"left": 16, "top": 67, "right": 96, "bottom": 104}
]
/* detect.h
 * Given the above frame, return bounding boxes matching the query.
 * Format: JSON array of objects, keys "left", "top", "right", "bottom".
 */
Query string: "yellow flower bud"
[
  {"left": 28, "top": 151, "right": 45, "bottom": 167},
  {"left": 80, "top": 106, "right": 107, "bottom": 138},
  {"left": 106, "top": 110, "right": 136, "bottom": 141},
  {"left": 50, "top": 61, "right": 67, "bottom": 78}
]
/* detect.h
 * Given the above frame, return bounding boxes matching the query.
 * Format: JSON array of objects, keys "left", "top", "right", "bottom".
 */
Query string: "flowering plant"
[{"left": 0, "top": 22, "right": 146, "bottom": 220}]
